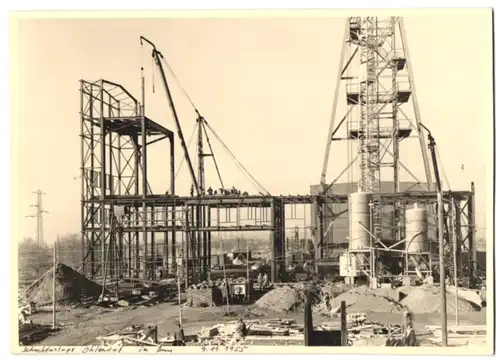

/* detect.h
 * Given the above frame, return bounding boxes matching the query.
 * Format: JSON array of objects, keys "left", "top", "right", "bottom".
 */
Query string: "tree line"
[{"left": 18, "top": 234, "right": 82, "bottom": 282}]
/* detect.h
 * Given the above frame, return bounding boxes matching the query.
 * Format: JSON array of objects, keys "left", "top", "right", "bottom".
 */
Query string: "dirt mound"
[
  {"left": 254, "top": 283, "right": 317, "bottom": 312},
  {"left": 400, "top": 286, "right": 481, "bottom": 314},
  {"left": 321, "top": 282, "right": 350, "bottom": 298},
  {"left": 330, "top": 285, "right": 403, "bottom": 313},
  {"left": 21, "top": 263, "right": 105, "bottom": 306}
]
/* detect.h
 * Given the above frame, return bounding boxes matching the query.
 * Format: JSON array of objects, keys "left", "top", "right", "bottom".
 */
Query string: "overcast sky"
[{"left": 11, "top": 9, "right": 493, "bottom": 244}]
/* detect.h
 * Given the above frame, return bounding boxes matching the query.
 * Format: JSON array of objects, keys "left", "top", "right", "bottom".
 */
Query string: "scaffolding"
[
  {"left": 79, "top": 80, "right": 311, "bottom": 283},
  {"left": 317, "top": 17, "right": 476, "bottom": 282},
  {"left": 79, "top": 19, "right": 477, "bottom": 285},
  {"left": 80, "top": 79, "right": 175, "bottom": 280}
]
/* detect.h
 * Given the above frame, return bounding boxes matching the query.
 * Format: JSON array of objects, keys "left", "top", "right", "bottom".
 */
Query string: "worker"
[
  {"left": 385, "top": 310, "right": 419, "bottom": 346},
  {"left": 221, "top": 280, "right": 229, "bottom": 305},
  {"left": 207, "top": 186, "right": 213, "bottom": 195},
  {"left": 324, "top": 293, "right": 331, "bottom": 312},
  {"left": 190, "top": 185, "right": 194, "bottom": 197},
  {"left": 401, "top": 310, "right": 418, "bottom": 345},
  {"left": 262, "top": 273, "right": 268, "bottom": 289},
  {"left": 257, "top": 273, "right": 263, "bottom": 291},
  {"left": 232, "top": 318, "right": 247, "bottom": 343},
  {"left": 173, "top": 320, "right": 186, "bottom": 346}
]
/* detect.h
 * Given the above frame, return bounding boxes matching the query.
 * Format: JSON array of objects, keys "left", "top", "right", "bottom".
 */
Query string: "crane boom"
[
  {"left": 420, "top": 123, "right": 441, "bottom": 193},
  {"left": 140, "top": 36, "right": 200, "bottom": 195},
  {"left": 420, "top": 123, "right": 450, "bottom": 243}
]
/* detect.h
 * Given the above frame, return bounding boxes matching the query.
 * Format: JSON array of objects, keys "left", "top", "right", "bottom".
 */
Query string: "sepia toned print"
[{"left": 10, "top": 9, "right": 494, "bottom": 354}]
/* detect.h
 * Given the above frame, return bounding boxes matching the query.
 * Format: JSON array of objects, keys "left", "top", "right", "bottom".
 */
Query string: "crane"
[
  {"left": 419, "top": 123, "right": 441, "bottom": 193},
  {"left": 140, "top": 36, "right": 200, "bottom": 195},
  {"left": 420, "top": 123, "right": 450, "bottom": 242}
]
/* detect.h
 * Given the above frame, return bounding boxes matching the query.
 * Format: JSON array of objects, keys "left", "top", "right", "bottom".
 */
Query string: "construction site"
[{"left": 18, "top": 16, "right": 488, "bottom": 349}]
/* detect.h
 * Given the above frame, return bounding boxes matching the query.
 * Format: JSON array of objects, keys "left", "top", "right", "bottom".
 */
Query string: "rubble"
[
  {"left": 198, "top": 318, "right": 305, "bottom": 346},
  {"left": 198, "top": 316, "right": 407, "bottom": 347},
  {"left": 96, "top": 325, "right": 161, "bottom": 347}
]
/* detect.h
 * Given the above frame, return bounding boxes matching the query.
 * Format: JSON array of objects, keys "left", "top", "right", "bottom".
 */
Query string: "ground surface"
[{"left": 26, "top": 300, "right": 487, "bottom": 347}]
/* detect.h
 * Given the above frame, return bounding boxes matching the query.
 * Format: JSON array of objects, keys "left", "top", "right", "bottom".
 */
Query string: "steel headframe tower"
[
  {"left": 25, "top": 190, "right": 48, "bottom": 245},
  {"left": 319, "top": 17, "right": 433, "bottom": 279}
]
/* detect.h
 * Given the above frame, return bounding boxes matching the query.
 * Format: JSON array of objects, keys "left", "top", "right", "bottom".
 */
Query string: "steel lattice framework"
[
  {"left": 79, "top": 19, "right": 478, "bottom": 285},
  {"left": 317, "top": 17, "right": 477, "bottom": 281},
  {"left": 80, "top": 79, "right": 175, "bottom": 279}
]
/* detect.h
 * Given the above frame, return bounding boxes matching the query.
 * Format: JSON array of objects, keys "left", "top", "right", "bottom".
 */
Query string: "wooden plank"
[
  {"left": 425, "top": 325, "right": 487, "bottom": 331},
  {"left": 245, "top": 335, "right": 304, "bottom": 341}
]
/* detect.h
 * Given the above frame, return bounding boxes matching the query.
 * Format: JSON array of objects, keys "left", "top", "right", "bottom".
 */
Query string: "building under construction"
[{"left": 79, "top": 17, "right": 477, "bottom": 286}]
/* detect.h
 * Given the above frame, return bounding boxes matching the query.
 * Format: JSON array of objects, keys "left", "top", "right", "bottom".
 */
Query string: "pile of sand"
[
  {"left": 254, "top": 283, "right": 318, "bottom": 312},
  {"left": 330, "top": 285, "right": 403, "bottom": 313},
  {"left": 21, "top": 263, "right": 106, "bottom": 306},
  {"left": 400, "top": 285, "right": 481, "bottom": 314},
  {"left": 321, "top": 282, "right": 350, "bottom": 298}
]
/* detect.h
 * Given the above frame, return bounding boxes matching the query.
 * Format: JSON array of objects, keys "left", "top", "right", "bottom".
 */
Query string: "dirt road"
[{"left": 28, "top": 302, "right": 487, "bottom": 346}]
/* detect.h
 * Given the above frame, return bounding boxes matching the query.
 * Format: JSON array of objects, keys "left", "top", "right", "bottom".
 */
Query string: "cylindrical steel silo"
[
  {"left": 348, "top": 192, "right": 373, "bottom": 250},
  {"left": 405, "top": 204, "right": 429, "bottom": 253}
]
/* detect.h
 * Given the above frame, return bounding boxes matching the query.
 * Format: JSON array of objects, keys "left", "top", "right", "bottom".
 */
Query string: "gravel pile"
[
  {"left": 21, "top": 263, "right": 105, "bottom": 306},
  {"left": 400, "top": 286, "right": 481, "bottom": 314},
  {"left": 330, "top": 285, "right": 403, "bottom": 313},
  {"left": 254, "top": 283, "right": 318, "bottom": 312}
]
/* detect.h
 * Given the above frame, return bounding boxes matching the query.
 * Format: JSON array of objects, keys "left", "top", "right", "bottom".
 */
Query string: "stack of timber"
[
  {"left": 96, "top": 325, "right": 162, "bottom": 347},
  {"left": 426, "top": 325, "right": 487, "bottom": 346},
  {"left": 198, "top": 318, "right": 305, "bottom": 346}
]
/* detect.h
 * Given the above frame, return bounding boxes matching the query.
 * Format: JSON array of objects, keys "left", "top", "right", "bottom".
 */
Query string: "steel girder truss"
[
  {"left": 327, "top": 187, "right": 476, "bottom": 280},
  {"left": 316, "top": 17, "right": 476, "bottom": 281},
  {"left": 80, "top": 79, "right": 175, "bottom": 280}
]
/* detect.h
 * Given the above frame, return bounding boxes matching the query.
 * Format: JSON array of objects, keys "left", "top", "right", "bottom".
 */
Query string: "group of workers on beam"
[{"left": 190, "top": 185, "right": 249, "bottom": 197}]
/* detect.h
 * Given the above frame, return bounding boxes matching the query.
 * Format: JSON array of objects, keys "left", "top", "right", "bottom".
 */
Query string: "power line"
[{"left": 25, "top": 190, "right": 49, "bottom": 246}]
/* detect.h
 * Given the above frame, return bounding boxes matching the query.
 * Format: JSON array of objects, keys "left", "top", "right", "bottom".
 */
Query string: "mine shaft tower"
[{"left": 317, "top": 17, "right": 477, "bottom": 282}]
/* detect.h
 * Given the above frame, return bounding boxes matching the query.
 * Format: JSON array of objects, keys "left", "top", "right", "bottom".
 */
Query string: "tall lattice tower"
[
  {"left": 25, "top": 190, "right": 48, "bottom": 245},
  {"left": 319, "top": 17, "right": 433, "bottom": 278}
]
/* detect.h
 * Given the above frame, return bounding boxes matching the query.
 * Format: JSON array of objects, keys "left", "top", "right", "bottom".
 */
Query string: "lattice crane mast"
[{"left": 140, "top": 36, "right": 200, "bottom": 195}]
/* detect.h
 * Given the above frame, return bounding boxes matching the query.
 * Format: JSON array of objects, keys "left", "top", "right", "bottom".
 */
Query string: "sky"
[{"left": 11, "top": 10, "right": 493, "bottom": 244}]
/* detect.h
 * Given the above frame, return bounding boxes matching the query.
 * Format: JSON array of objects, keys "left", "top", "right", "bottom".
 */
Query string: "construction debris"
[
  {"left": 426, "top": 325, "right": 487, "bottom": 346},
  {"left": 199, "top": 318, "right": 304, "bottom": 346},
  {"left": 96, "top": 325, "right": 162, "bottom": 347}
]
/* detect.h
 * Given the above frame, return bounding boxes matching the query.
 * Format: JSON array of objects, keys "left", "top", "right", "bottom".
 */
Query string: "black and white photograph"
[{"left": 9, "top": 7, "right": 495, "bottom": 355}]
